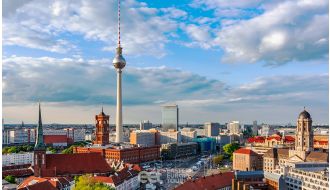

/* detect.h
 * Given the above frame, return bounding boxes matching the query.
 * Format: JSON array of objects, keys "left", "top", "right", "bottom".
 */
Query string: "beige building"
[
  {"left": 130, "top": 130, "right": 157, "bottom": 146},
  {"left": 181, "top": 128, "right": 197, "bottom": 143},
  {"left": 233, "top": 148, "right": 263, "bottom": 171},
  {"left": 160, "top": 129, "right": 181, "bottom": 144},
  {"left": 228, "top": 121, "right": 241, "bottom": 134}
]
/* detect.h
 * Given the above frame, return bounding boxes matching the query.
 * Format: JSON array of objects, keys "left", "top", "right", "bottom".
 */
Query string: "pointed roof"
[{"left": 35, "top": 102, "right": 45, "bottom": 150}]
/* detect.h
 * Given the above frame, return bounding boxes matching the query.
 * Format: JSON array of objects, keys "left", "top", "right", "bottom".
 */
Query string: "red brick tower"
[{"left": 94, "top": 108, "right": 110, "bottom": 145}]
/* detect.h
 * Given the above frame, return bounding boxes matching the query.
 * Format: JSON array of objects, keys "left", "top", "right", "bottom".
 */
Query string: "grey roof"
[
  {"left": 299, "top": 110, "right": 311, "bottom": 119},
  {"left": 235, "top": 171, "right": 264, "bottom": 179}
]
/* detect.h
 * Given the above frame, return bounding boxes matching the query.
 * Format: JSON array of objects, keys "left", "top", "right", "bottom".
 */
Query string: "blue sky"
[{"left": 2, "top": 0, "right": 329, "bottom": 124}]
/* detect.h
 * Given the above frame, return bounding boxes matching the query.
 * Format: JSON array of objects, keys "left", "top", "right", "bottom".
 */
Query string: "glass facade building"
[{"left": 161, "top": 105, "right": 179, "bottom": 131}]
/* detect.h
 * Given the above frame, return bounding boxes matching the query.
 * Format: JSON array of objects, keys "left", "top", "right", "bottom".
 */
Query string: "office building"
[
  {"left": 229, "top": 121, "right": 241, "bottom": 134},
  {"left": 193, "top": 137, "right": 216, "bottom": 153},
  {"left": 139, "top": 120, "right": 153, "bottom": 130},
  {"left": 258, "top": 124, "right": 276, "bottom": 137},
  {"left": 252, "top": 120, "right": 258, "bottom": 136},
  {"left": 204, "top": 122, "right": 220, "bottom": 137},
  {"left": 130, "top": 130, "right": 157, "bottom": 146},
  {"left": 161, "top": 142, "right": 197, "bottom": 159},
  {"left": 162, "top": 104, "right": 179, "bottom": 131}
]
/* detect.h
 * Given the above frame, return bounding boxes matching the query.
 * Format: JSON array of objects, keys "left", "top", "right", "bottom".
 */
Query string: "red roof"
[
  {"left": 234, "top": 148, "right": 258, "bottom": 155},
  {"left": 41, "top": 153, "right": 112, "bottom": 176},
  {"left": 93, "top": 167, "right": 139, "bottom": 186},
  {"left": 175, "top": 172, "right": 234, "bottom": 190},
  {"left": 247, "top": 136, "right": 265, "bottom": 143},
  {"left": 44, "top": 135, "right": 68, "bottom": 144},
  {"left": 18, "top": 176, "right": 73, "bottom": 190},
  {"left": 284, "top": 136, "right": 295, "bottom": 142},
  {"left": 3, "top": 168, "right": 33, "bottom": 177}
]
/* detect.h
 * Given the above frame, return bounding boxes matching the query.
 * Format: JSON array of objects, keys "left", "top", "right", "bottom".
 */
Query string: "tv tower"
[{"left": 113, "top": 0, "right": 126, "bottom": 143}]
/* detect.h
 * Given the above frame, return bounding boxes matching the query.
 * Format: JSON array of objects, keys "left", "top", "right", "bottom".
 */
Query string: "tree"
[
  {"left": 5, "top": 175, "right": 16, "bottom": 184},
  {"left": 223, "top": 143, "right": 239, "bottom": 155},
  {"left": 74, "top": 175, "right": 114, "bottom": 190},
  {"left": 213, "top": 154, "right": 224, "bottom": 165},
  {"left": 223, "top": 143, "right": 240, "bottom": 161},
  {"left": 7, "top": 146, "right": 18, "bottom": 154}
]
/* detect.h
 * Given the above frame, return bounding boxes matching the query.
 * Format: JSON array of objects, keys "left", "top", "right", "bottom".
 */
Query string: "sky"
[{"left": 2, "top": 0, "right": 329, "bottom": 125}]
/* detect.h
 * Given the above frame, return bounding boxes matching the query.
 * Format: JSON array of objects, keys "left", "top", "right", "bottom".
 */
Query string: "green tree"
[
  {"left": 47, "top": 147, "right": 57, "bottom": 153},
  {"left": 2, "top": 147, "right": 10, "bottom": 154},
  {"left": 4, "top": 175, "right": 16, "bottom": 184},
  {"left": 62, "top": 146, "right": 74, "bottom": 154},
  {"left": 74, "top": 175, "right": 114, "bottom": 190},
  {"left": 7, "top": 146, "right": 18, "bottom": 154},
  {"left": 223, "top": 143, "right": 240, "bottom": 161}
]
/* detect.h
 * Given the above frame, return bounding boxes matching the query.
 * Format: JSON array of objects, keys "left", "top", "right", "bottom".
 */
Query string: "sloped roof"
[
  {"left": 17, "top": 176, "right": 73, "bottom": 190},
  {"left": 174, "top": 172, "right": 234, "bottom": 190},
  {"left": 3, "top": 168, "right": 33, "bottom": 178},
  {"left": 306, "top": 152, "right": 328, "bottom": 162},
  {"left": 234, "top": 148, "right": 259, "bottom": 156},
  {"left": 44, "top": 153, "right": 112, "bottom": 176},
  {"left": 93, "top": 167, "right": 139, "bottom": 186},
  {"left": 263, "top": 148, "right": 289, "bottom": 159}
]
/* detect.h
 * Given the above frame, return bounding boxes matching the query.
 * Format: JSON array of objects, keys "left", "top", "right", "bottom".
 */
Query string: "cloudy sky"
[{"left": 2, "top": 0, "right": 329, "bottom": 125}]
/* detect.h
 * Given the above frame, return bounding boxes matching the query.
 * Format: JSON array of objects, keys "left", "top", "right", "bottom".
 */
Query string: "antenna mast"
[{"left": 117, "top": 0, "right": 121, "bottom": 47}]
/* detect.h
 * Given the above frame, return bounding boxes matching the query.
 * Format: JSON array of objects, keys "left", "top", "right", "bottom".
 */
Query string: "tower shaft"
[{"left": 115, "top": 69, "right": 123, "bottom": 143}]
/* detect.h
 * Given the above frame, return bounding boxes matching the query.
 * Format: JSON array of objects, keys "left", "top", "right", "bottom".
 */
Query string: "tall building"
[
  {"left": 204, "top": 122, "right": 220, "bottom": 137},
  {"left": 252, "top": 120, "right": 258, "bottom": 136},
  {"left": 94, "top": 108, "right": 110, "bottom": 146},
  {"left": 162, "top": 104, "right": 179, "bottom": 131},
  {"left": 112, "top": 0, "right": 126, "bottom": 143},
  {"left": 229, "top": 121, "right": 241, "bottom": 134}
]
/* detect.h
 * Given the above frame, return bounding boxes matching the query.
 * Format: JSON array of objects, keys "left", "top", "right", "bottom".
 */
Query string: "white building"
[
  {"left": 181, "top": 128, "right": 197, "bottom": 143},
  {"left": 9, "top": 129, "right": 28, "bottom": 144},
  {"left": 228, "top": 121, "right": 241, "bottom": 134},
  {"left": 160, "top": 130, "right": 181, "bottom": 144},
  {"left": 2, "top": 152, "right": 34, "bottom": 166},
  {"left": 3, "top": 129, "right": 10, "bottom": 145},
  {"left": 258, "top": 124, "right": 276, "bottom": 137},
  {"left": 284, "top": 164, "right": 328, "bottom": 190}
]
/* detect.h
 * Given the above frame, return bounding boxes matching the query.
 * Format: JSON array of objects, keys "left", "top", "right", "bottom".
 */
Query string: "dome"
[{"left": 299, "top": 109, "right": 311, "bottom": 119}]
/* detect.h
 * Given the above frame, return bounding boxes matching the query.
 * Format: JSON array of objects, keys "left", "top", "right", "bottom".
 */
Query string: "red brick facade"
[{"left": 74, "top": 145, "right": 160, "bottom": 164}]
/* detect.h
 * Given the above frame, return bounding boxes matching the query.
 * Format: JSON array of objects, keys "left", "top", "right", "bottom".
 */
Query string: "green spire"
[{"left": 35, "top": 102, "right": 45, "bottom": 150}]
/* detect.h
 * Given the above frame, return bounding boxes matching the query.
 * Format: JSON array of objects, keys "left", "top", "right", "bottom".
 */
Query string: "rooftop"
[{"left": 174, "top": 172, "right": 234, "bottom": 190}]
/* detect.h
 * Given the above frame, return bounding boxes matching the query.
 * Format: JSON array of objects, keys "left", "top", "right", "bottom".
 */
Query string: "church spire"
[{"left": 35, "top": 102, "right": 45, "bottom": 150}]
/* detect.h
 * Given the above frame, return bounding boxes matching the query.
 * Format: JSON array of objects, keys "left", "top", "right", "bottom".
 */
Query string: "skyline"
[{"left": 3, "top": 0, "right": 329, "bottom": 124}]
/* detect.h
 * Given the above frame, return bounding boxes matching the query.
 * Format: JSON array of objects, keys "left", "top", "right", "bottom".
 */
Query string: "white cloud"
[
  {"left": 213, "top": 0, "right": 329, "bottom": 64},
  {"left": 3, "top": 56, "right": 328, "bottom": 124},
  {"left": 3, "top": 0, "right": 178, "bottom": 56}
]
